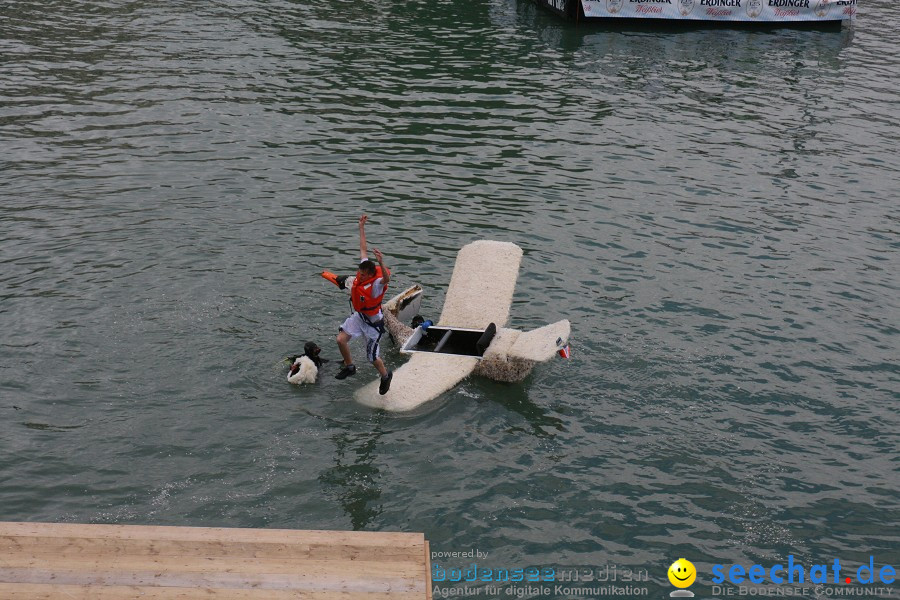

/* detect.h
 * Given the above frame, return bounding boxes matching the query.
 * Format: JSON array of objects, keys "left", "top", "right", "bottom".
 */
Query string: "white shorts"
[{"left": 339, "top": 312, "right": 386, "bottom": 362}]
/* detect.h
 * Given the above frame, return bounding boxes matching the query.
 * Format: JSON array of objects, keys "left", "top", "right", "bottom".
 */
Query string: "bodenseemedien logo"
[{"left": 668, "top": 558, "right": 697, "bottom": 597}]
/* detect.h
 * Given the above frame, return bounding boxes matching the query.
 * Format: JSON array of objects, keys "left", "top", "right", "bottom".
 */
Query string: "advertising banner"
[{"left": 581, "top": 0, "right": 856, "bottom": 22}]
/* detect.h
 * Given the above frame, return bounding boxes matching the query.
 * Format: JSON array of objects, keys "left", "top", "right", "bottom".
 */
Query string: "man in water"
[{"left": 335, "top": 214, "right": 393, "bottom": 395}]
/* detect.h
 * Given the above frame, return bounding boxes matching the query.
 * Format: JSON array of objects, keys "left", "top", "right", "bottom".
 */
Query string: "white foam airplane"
[{"left": 324, "top": 241, "right": 570, "bottom": 412}]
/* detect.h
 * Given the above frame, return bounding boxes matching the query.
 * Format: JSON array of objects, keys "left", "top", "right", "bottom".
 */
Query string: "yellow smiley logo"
[{"left": 668, "top": 558, "right": 697, "bottom": 588}]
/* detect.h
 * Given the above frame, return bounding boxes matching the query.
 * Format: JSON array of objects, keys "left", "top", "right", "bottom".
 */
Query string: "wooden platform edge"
[
  {"left": 0, "top": 522, "right": 431, "bottom": 599},
  {"left": 425, "top": 540, "right": 433, "bottom": 600}
]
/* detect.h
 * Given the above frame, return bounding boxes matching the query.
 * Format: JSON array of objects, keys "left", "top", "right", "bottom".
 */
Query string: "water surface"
[{"left": 1, "top": 1, "right": 898, "bottom": 597}]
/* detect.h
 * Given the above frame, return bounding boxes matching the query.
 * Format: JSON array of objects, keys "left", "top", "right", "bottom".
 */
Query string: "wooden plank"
[
  {"left": 0, "top": 522, "right": 429, "bottom": 599},
  {"left": 0, "top": 555, "right": 422, "bottom": 579},
  {"left": 424, "top": 541, "right": 433, "bottom": 600},
  {"left": 0, "top": 568, "right": 421, "bottom": 593},
  {"left": 0, "top": 523, "right": 423, "bottom": 549},
  {"left": 0, "top": 535, "right": 423, "bottom": 562},
  {"left": 0, "top": 583, "right": 420, "bottom": 599}
]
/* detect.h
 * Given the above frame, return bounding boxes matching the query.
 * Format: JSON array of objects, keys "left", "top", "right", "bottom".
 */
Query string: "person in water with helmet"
[{"left": 334, "top": 214, "right": 393, "bottom": 394}]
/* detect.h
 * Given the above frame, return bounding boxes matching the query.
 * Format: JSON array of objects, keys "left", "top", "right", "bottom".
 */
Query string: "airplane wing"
[
  {"left": 354, "top": 353, "right": 478, "bottom": 412},
  {"left": 438, "top": 241, "right": 522, "bottom": 329}
]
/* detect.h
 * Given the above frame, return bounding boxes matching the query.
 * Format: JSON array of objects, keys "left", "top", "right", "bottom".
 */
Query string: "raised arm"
[
  {"left": 358, "top": 214, "right": 368, "bottom": 261},
  {"left": 373, "top": 248, "right": 390, "bottom": 285}
]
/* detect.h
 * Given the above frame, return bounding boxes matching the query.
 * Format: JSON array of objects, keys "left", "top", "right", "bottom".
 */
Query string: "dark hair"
[{"left": 359, "top": 260, "right": 377, "bottom": 275}]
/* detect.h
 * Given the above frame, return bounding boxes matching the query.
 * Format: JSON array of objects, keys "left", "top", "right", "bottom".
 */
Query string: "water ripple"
[{"left": 1, "top": 0, "right": 898, "bottom": 589}]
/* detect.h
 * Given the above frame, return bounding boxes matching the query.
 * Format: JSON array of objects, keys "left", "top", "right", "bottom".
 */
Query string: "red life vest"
[{"left": 351, "top": 266, "right": 388, "bottom": 317}]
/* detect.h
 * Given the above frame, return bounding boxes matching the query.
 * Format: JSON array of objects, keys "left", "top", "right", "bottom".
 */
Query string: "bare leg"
[
  {"left": 337, "top": 331, "right": 353, "bottom": 366},
  {"left": 372, "top": 357, "right": 388, "bottom": 378}
]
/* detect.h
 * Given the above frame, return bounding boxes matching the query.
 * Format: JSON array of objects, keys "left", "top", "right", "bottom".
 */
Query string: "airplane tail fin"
[{"left": 507, "top": 320, "right": 571, "bottom": 362}]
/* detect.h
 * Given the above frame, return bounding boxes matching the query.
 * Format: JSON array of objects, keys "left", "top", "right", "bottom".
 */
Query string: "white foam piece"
[
  {"left": 354, "top": 353, "right": 478, "bottom": 412},
  {"left": 507, "top": 320, "right": 571, "bottom": 362},
  {"left": 481, "top": 328, "right": 521, "bottom": 360},
  {"left": 438, "top": 241, "right": 522, "bottom": 329}
]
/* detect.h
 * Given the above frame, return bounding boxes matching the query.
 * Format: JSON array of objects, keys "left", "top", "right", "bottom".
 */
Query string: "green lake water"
[{"left": 1, "top": 0, "right": 898, "bottom": 597}]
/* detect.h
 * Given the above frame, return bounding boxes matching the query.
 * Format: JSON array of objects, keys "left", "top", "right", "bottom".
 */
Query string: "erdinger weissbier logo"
[
  {"left": 746, "top": 0, "right": 763, "bottom": 16},
  {"left": 814, "top": 0, "right": 831, "bottom": 16},
  {"left": 678, "top": 0, "right": 696, "bottom": 15},
  {"left": 607, "top": 0, "right": 625, "bottom": 13}
]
